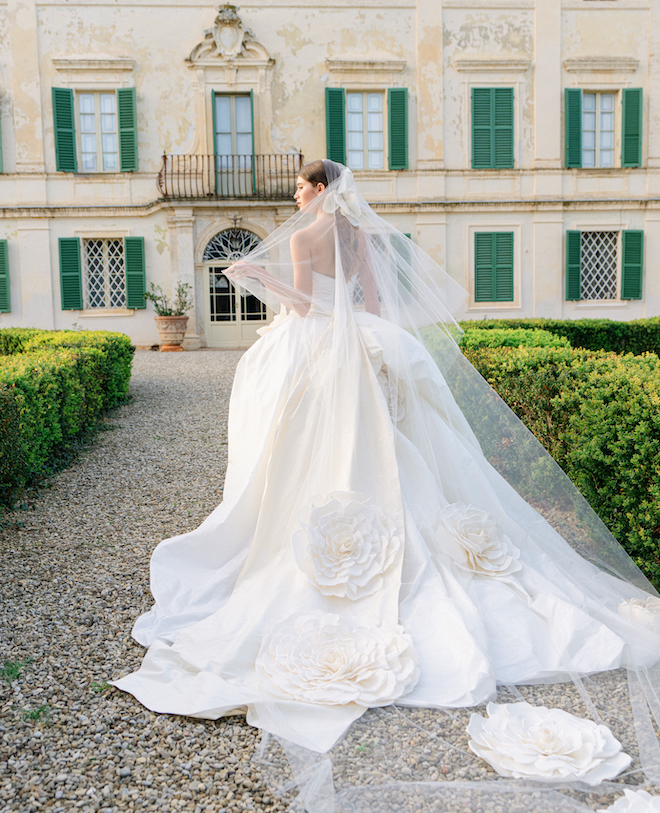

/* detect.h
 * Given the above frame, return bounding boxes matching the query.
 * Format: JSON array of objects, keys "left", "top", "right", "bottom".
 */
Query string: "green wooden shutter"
[
  {"left": 621, "top": 230, "right": 644, "bottom": 300},
  {"left": 325, "top": 88, "right": 346, "bottom": 165},
  {"left": 622, "top": 88, "right": 643, "bottom": 168},
  {"left": 566, "top": 230, "right": 582, "bottom": 300},
  {"left": 52, "top": 88, "right": 77, "bottom": 173},
  {"left": 475, "top": 233, "right": 513, "bottom": 301},
  {"left": 124, "top": 237, "right": 146, "bottom": 309},
  {"left": 59, "top": 238, "right": 83, "bottom": 309},
  {"left": 117, "top": 87, "right": 138, "bottom": 172},
  {"left": 565, "top": 89, "right": 582, "bottom": 169},
  {"left": 472, "top": 88, "right": 514, "bottom": 169},
  {"left": 249, "top": 89, "right": 256, "bottom": 194},
  {"left": 472, "top": 88, "right": 492, "bottom": 169},
  {"left": 0, "top": 240, "right": 9, "bottom": 313},
  {"left": 493, "top": 88, "right": 514, "bottom": 169},
  {"left": 388, "top": 88, "right": 408, "bottom": 170}
]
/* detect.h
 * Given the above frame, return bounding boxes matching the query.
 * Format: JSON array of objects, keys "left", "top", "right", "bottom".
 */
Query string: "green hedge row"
[
  {"left": 0, "top": 329, "right": 134, "bottom": 506},
  {"left": 459, "top": 316, "right": 660, "bottom": 355},
  {"left": 463, "top": 344, "right": 660, "bottom": 588},
  {"left": 459, "top": 327, "right": 570, "bottom": 350}
]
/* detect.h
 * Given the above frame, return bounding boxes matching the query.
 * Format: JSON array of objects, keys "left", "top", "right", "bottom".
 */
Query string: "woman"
[{"left": 114, "top": 160, "right": 660, "bottom": 811}]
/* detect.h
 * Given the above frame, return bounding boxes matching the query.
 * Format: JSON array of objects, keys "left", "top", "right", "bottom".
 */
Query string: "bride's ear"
[{"left": 316, "top": 183, "right": 326, "bottom": 195}]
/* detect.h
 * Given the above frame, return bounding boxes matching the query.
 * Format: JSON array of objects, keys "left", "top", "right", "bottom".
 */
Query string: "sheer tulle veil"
[{"left": 201, "top": 162, "right": 660, "bottom": 810}]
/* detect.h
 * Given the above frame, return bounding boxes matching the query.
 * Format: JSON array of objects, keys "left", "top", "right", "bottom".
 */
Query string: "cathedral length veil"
[{"left": 117, "top": 160, "right": 660, "bottom": 813}]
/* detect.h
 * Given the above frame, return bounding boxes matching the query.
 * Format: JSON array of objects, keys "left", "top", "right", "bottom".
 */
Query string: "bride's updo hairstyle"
[{"left": 299, "top": 159, "right": 360, "bottom": 276}]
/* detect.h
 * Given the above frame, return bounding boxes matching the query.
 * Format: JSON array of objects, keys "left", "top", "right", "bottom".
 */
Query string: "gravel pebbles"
[{"left": 0, "top": 350, "right": 655, "bottom": 812}]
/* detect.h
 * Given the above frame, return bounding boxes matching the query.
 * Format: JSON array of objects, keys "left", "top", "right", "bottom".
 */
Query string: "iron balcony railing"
[{"left": 157, "top": 153, "right": 304, "bottom": 200}]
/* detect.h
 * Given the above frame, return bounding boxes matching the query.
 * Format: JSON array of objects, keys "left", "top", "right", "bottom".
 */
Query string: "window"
[
  {"left": 471, "top": 88, "right": 514, "bottom": 170},
  {"left": 52, "top": 87, "right": 138, "bottom": 173},
  {"left": 78, "top": 93, "right": 119, "bottom": 172},
  {"left": 565, "top": 88, "right": 642, "bottom": 169},
  {"left": 581, "top": 93, "right": 615, "bottom": 168},
  {"left": 58, "top": 236, "right": 146, "bottom": 311},
  {"left": 203, "top": 229, "right": 265, "bottom": 323},
  {"left": 474, "top": 232, "right": 514, "bottom": 302},
  {"left": 325, "top": 87, "right": 408, "bottom": 170},
  {"left": 83, "top": 239, "right": 126, "bottom": 308},
  {"left": 0, "top": 240, "right": 9, "bottom": 313},
  {"left": 566, "top": 230, "right": 644, "bottom": 301},
  {"left": 347, "top": 92, "right": 384, "bottom": 170}
]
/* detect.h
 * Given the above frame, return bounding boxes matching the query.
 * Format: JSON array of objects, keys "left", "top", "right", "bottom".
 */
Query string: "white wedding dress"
[
  {"left": 114, "top": 164, "right": 660, "bottom": 810},
  {"left": 114, "top": 270, "right": 655, "bottom": 751}
]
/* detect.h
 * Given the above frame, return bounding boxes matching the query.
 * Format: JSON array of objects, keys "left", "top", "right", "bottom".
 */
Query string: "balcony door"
[
  {"left": 213, "top": 93, "right": 255, "bottom": 196},
  {"left": 202, "top": 229, "right": 271, "bottom": 348}
]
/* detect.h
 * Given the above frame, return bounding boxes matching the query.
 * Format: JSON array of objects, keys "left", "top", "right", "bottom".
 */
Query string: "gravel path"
[{"left": 0, "top": 350, "right": 651, "bottom": 813}]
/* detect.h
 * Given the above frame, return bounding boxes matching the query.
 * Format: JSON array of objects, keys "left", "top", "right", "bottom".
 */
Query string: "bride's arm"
[{"left": 225, "top": 259, "right": 310, "bottom": 312}]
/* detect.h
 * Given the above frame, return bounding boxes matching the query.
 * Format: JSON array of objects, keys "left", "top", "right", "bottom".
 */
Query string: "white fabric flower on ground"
[
  {"left": 467, "top": 702, "right": 631, "bottom": 785},
  {"left": 618, "top": 597, "right": 660, "bottom": 632},
  {"left": 598, "top": 790, "right": 660, "bottom": 812},
  {"left": 293, "top": 492, "right": 401, "bottom": 600},
  {"left": 440, "top": 502, "right": 521, "bottom": 577},
  {"left": 255, "top": 613, "right": 419, "bottom": 705}
]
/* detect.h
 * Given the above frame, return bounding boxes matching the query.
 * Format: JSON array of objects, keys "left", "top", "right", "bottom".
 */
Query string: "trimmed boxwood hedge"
[
  {"left": 463, "top": 344, "right": 660, "bottom": 588},
  {"left": 459, "top": 316, "right": 660, "bottom": 355},
  {"left": 0, "top": 329, "right": 134, "bottom": 506},
  {"left": 459, "top": 327, "right": 570, "bottom": 351}
]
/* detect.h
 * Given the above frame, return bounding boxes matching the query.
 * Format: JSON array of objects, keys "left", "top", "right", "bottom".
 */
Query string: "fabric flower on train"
[
  {"left": 598, "top": 790, "right": 660, "bottom": 812},
  {"left": 467, "top": 702, "right": 631, "bottom": 785},
  {"left": 255, "top": 612, "right": 419, "bottom": 705},
  {"left": 293, "top": 492, "right": 401, "bottom": 600},
  {"left": 322, "top": 173, "right": 362, "bottom": 226},
  {"left": 440, "top": 502, "right": 521, "bottom": 577},
  {"left": 618, "top": 597, "right": 660, "bottom": 633}
]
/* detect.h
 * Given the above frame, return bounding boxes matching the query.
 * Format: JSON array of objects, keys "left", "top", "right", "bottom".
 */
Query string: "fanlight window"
[{"left": 203, "top": 229, "right": 266, "bottom": 323}]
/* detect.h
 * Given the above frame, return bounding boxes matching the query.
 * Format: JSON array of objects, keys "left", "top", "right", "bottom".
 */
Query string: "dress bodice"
[{"left": 309, "top": 271, "right": 356, "bottom": 315}]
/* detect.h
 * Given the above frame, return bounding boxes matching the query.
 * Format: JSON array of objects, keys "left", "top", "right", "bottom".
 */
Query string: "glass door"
[{"left": 214, "top": 93, "right": 254, "bottom": 196}]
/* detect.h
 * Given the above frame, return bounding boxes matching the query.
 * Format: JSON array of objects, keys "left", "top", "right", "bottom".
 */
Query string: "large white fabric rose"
[
  {"left": 598, "top": 790, "right": 660, "bottom": 812},
  {"left": 292, "top": 492, "right": 401, "bottom": 600},
  {"left": 322, "top": 173, "right": 362, "bottom": 226},
  {"left": 467, "top": 702, "right": 631, "bottom": 785},
  {"left": 255, "top": 613, "right": 419, "bottom": 705},
  {"left": 618, "top": 597, "right": 660, "bottom": 633},
  {"left": 440, "top": 502, "right": 521, "bottom": 577}
]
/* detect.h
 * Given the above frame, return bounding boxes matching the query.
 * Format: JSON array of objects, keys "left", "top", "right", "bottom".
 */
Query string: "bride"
[{"left": 114, "top": 159, "right": 660, "bottom": 811}]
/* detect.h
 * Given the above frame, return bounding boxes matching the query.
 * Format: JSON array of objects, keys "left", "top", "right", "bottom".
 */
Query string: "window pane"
[
  {"left": 600, "top": 130, "right": 614, "bottom": 149},
  {"left": 347, "top": 93, "right": 363, "bottom": 112},
  {"left": 215, "top": 96, "right": 231, "bottom": 133},
  {"left": 583, "top": 93, "right": 596, "bottom": 112},
  {"left": 580, "top": 231, "right": 617, "bottom": 300},
  {"left": 582, "top": 112, "right": 596, "bottom": 131},
  {"left": 348, "top": 131, "right": 363, "bottom": 150},
  {"left": 348, "top": 151, "right": 364, "bottom": 169},
  {"left": 101, "top": 114, "right": 116, "bottom": 133},
  {"left": 102, "top": 133, "right": 118, "bottom": 153},
  {"left": 81, "top": 133, "right": 96, "bottom": 152},
  {"left": 236, "top": 133, "right": 252, "bottom": 156},
  {"left": 81, "top": 153, "right": 97, "bottom": 171},
  {"left": 103, "top": 152, "right": 118, "bottom": 171},
  {"left": 600, "top": 150, "right": 614, "bottom": 167},
  {"left": 235, "top": 96, "right": 252, "bottom": 134},
  {"left": 368, "top": 112, "right": 383, "bottom": 132},
  {"left": 368, "top": 131, "right": 383, "bottom": 150},
  {"left": 601, "top": 94, "right": 615, "bottom": 111},
  {"left": 348, "top": 112, "right": 363, "bottom": 131},
  {"left": 368, "top": 151, "right": 383, "bottom": 169},
  {"left": 79, "top": 94, "right": 95, "bottom": 114},
  {"left": 216, "top": 133, "right": 232, "bottom": 156},
  {"left": 367, "top": 93, "right": 382, "bottom": 112},
  {"left": 80, "top": 114, "right": 95, "bottom": 133},
  {"left": 601, "top": 112, "right": 614, "bottom": 132},
  {"left": 99, "top": 94, "right": 116, "bottom": 114}
]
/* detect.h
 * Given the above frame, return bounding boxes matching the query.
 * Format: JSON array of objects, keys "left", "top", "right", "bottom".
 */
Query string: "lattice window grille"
[
  {"left": 203, "top": 229, "right": 261, "bottom": 262},
  {"left": 83, "top": 239, "right": 126, "bottom": 309},
  {"left": 581, "top": 231, "right": 618, "bottom": 300}
]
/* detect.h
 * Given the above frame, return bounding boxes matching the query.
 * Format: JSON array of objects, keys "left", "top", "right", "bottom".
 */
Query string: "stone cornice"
[
  {"left": 454, "top": 58, "right": 532, "bottom": 72},
  {"left": 326, "top": 59, "right": 406, "bottom": 74},
  {"left": 52, "top": 58, "right": 136, "bottom": 72},
  {"left": 564, "top": 57, "right": 640, "bottom": 73}
]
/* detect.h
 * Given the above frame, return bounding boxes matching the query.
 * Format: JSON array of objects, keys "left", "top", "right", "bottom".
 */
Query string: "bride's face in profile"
[{"left": 294, "top": 176, "right": 325, "bottom": 210}]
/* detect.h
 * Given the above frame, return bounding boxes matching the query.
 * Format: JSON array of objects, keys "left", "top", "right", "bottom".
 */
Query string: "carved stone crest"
[{"left": 188, "top": 4, "right": 271, "bottom": 63}]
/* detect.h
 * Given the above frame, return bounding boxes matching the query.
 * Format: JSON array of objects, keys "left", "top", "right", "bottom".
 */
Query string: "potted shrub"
[{"left": 144, "top": 282, "right": 194, "bottom": 352}]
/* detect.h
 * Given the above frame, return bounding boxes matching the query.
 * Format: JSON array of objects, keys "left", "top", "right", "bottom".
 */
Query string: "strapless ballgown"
[{"left": 113, "top": 271, "right": 656, "bottom": 753}]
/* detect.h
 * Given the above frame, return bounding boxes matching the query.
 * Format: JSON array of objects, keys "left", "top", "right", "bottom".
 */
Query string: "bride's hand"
[{"left": 226, "top": 261, "right": 262, "bottom": 280}]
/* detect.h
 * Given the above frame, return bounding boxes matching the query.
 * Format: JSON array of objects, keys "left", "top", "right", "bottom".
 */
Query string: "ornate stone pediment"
[{"left": 188, "top": 5, "right": 272, "bottom": 65}]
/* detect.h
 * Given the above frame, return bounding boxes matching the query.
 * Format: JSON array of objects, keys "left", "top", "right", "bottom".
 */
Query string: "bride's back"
[{"left": 297, "top": 216, "right": 337, "bottom": 278}]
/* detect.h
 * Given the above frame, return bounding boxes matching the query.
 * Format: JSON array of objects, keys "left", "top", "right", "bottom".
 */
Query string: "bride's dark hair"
[{"left": 299, "top": 159, "right": 361, "bottom": 277}]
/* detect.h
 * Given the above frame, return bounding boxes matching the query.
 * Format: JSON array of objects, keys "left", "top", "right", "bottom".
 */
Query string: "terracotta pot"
[{"left": 154, "top": 315, "right": 189, "bottom": 352}]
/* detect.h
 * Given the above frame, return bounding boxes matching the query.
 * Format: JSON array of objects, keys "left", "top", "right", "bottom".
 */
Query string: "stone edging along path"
[{"left": 0, "top": 350, "right": 644, "bottom": 813}]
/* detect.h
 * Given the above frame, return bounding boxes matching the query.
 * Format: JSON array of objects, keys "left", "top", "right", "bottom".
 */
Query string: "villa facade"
[{"left": 0, "top": 0, "right": 658, "bottom": 347}]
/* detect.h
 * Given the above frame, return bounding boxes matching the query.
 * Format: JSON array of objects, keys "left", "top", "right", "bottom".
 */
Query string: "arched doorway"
[{"left": 202, "top": 229, "right": 272, "bottom": 348}]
